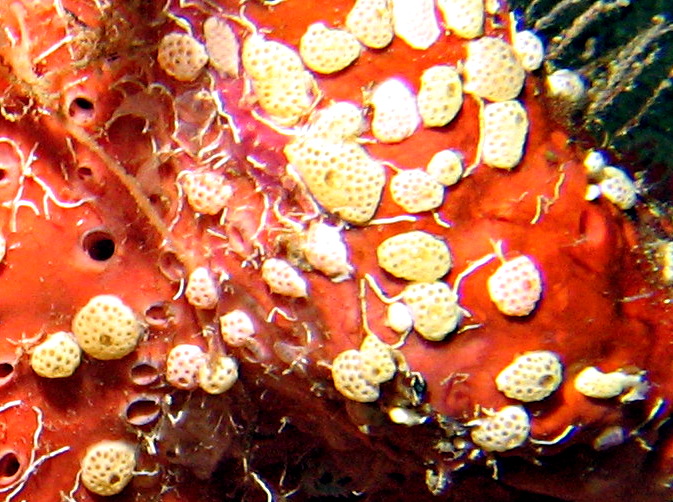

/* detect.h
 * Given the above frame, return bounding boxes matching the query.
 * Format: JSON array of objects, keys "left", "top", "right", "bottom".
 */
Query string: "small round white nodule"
[
  {"left": 513, "top": 30, "right": 545, "bottom": 72},
  {"left": 487, "top": 255, "right": 542, "bottom": 316},
  {"left": 426, "top": 150, "right": 464, "bottom": 186},
  {"left": 437, "top": 0, "right": 484, "bottom": 39},
  {"left": 390, "top": 169, "right": 445, "bottom": 213},
  {"left": 345, "top": 0, "right": 394, "bottom": 49},
  {"left": 185, "top": 266, "right": 220, "bottom": 310},
  {"left": 470, "top": 405, "right": 530, "bottom": 452},
  {"left": 369, "top": 78, "right": 420, "bottom": 143},
  {"left": 72, "top": 295, "right": 143, "bottom": 360},
  {"left": 198, "top": 355, "right": 238, "bottom": 394},
  {"left": 417, "top": 65, "right": 463, "bottom": 128},
  {"left": 166, "top": 344, "right": 207, "bottom": 390},
  {"left": 332, "top": 349, "right": 380, "bottom": 402},
  {"left": 657, "top": 241, "right": 673, "bottom": 285},
  {"left": 585, "top": 184, "right": 602, "bottom": 201},
  {"left": 308, "top": 102, "right": 366, "bottom": 141},
  {"left": 261, "top": 258, "right": 308, "bottom": 298},
  {"left": 158, "top": 32, "right": 209, "bottom": 82},
  {"left": 598, "top": 166, "right": 637, "bottom": 210},
  {"left": 303, "top": 222, "right": 353, "bottom": 280},
  {"left": 219, "top": 310, "right": 255, "bottom": 347},
  {"left": 386, "top": 302, "right": 414, "bottom": 333},
  {"left": 495, "top": 351, "right": 563, "bottom": 402},
  {"left": 81, "top": 440, "right": 136, "bottom": 496},
  {"left": 546, "top": 69, "right": 586, "bottom": 103},
  {"left": 482, "top": 100, "right": 529, "bottom": 169},
  {"left": 204, "top": 17, "right": 240, "bottom": 77},
  {"left": 300, "top": 23, "right": 361, "bottom": 74}
]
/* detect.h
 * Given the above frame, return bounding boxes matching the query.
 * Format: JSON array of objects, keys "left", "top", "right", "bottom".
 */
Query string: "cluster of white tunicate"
[
  {"left": 261, "top": 258, "right": 308, "bottom": 298},
  {"left": 402, "top": 282, "right": 462, "bottom": 341},
  {"left": 299, "top": 23, "right": 361, "bottom": 74},
  {"left": 437, "top": 0, "right": 484, "bottom": 39},
  {"left": 166, "top": 344, "right": 207, "bottom": 390},
  {"left": 470, "top": 405, "right": 530, "bottom": 452},
  {"left": 346, "top": 0, "right": 394, "bottom": 48},
  {"left": 463, "top": 37, "right": 525, "bottom": 101},
  {"left": 513, "top": 30, "right": 545, "bottom": 72},
  {"left": 219, "top": 309, "right": 255, "bottom": 347},
  {"left": 30, "top": 331, "right": 82, "bottom": 378},
  {"left": 487, "top": 255, "right": 542, "bottom": 316},
  {"left": 377, "top": 231, "right": 452, "bottom": 282},
  {"left": 181, "top": 171, "right": 232, "bottom": 215},
  {"left": 307, "top": 101, "right": 366, "bottom": 141},
  {"left": 204, "top": 17, "right": 240, "bottom": 77},
  {"left": 391, "top": 0, "right": 441, "bottom": 50},
  {"left": 185, "top": 266, "right": 220, "bottom": 310},
  {"left": 482, "top": 100, "right": 529, "bottom": 169},
  {"left": 81, "top": 440, "right": 137, "bottom": 496},
  {"left": 242, "top": 35, "right": 315, "bottom": 125},
  {"left": 158, "top": 32, "right": 209, "bottom": 82},
  {"left": 369, "top": 78, "right": 421, "bottom": 143},
  {"left": 390, "top": 169, "right": 445, "bottom": 213},
  {"left": 72, "top": 295, "right": 143, "bottom": 360},
  {"left": 583, "top": 153, "right": 637, "bottom": 210},
  {"left": 495, "top": 351, "right": 563, "bottom": 402},
  {"left": 331, "top": 334, "right": 397, "bottom": 402},
  {"left": 574, "top": 366, "right": 648, "bottom": 402},
  {"left": 426, "top": 150, "right": 464, "bottom": 186},
  {"left": 284, "top": 135, "right": 385, "bottom": 224},
  {"left": 198, "top": 355, "right": 239, "bottom": 394},
  {"left": 302, "top": 222, "right": 353, "bottom": 280},
  {"left": 417, "top": 65, "right": 463, "bottom": 128}
]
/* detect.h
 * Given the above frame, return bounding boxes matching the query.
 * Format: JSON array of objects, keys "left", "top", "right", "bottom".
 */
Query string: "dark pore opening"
[{"left": 82, "top": 229, "right": 115, "bottom": 261}]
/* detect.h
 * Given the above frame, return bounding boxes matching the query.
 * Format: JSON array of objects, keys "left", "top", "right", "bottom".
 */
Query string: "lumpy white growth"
[
  {"left": 359, "top": 334, "right": 397, "bottom": 385},
  {"left": 470, "top": 405, "right": 530, "bottom": 452},
  {"left": 204, "top": 17, "right": 240, "bottom": 77},
  {"left": 81, "top": 440, "right": 137, "bottom": 496},
  {"left": 181, "top": 171, "right": 232, "bottom": 215},
  {"left": 487, "top": 255, "right": 542, "bottom": 316},
  {"left": 546, "top": 69, "right": 586, "bottom": 102},
  {"left": 185, "top": 266, "right": 220, "bottom": 310},
  {"left": 391, "top": 0, "right": 441, "bottom": 50},
  {"left": 285, "top": 136, "right": 385, "bottom": 224},
  {"left": 584, "top": 150, "right": 607, "bottom": 177},
  {"left": 166, "top": 344, "right": 207, "bottom": 390},
  {"left": 426, "top": 150, "right": 463, "bottom": 186},
  {"left": 463, "top": 37, "right": 525, "bottom": 101},
  {"left": 345, "top": 0, "right": 394, "bottom": 49},
  {"left": 402, "top": 282, "right": 461, "bottom": 341},
  {"left": 72, "top": 295, "right": 143, "bottom": 360},
  {"left": 386, "top": 301, "right": 414, "bottom": 333},
  {"left": 332, "top": 349, "right": 380, "bottom": 402},
  {"left": 30, "top": 331, "right": 82, "bottom": 378},
  {"left": 198, "top": 355, "right": 238, "bottom": 394},
  {"left": 482, "top": 100, "right": 529, "bottom": 169},
  {"left": 437, "top": 0, "right": 484, "bottom": 39},
  {"left": 303, "top": 221, "right": 353, "bottom": 280},
  {"left": 377, "top": 230, "right": 452, "bottom": 282},
  {"left": 417, "top": 65, "right": 463, "bottom": 128},
  {"left": 369, "top": 78, "right": 420, "bottom": 143},
  {"left": 261, "top": 258, "right": 308, "bottom": 298},
  {"left": 495, "top": 351, "right": 563, "bottom": 402},
  {"left": 219, "top": 309, "right": 255, "bottom": 347},
  {"left": 300, "top": 23, "right": 361, "bottom": 74},
  {"left": 513, "top": 30, "right": 545, "bottom": 72},
  {"left": 390, "top": 169, "right": 445, "bottom": 213},
  {"left": 598, "top": 166, "right": 637, "bottom": 210},
  {"left": 158, "top": 32, "right": 209, "bottom": 82},
  {"left": 308, "top": 101, "right": 366, "bottom": 141},
  {"left": 574, "top": 366, "right": 648, "bottom": 402}
]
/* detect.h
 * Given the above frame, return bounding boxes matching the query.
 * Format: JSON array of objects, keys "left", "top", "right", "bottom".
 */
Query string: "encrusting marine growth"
[{"left": 0, "top": 1, "right": 673, "bottom": 501}]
